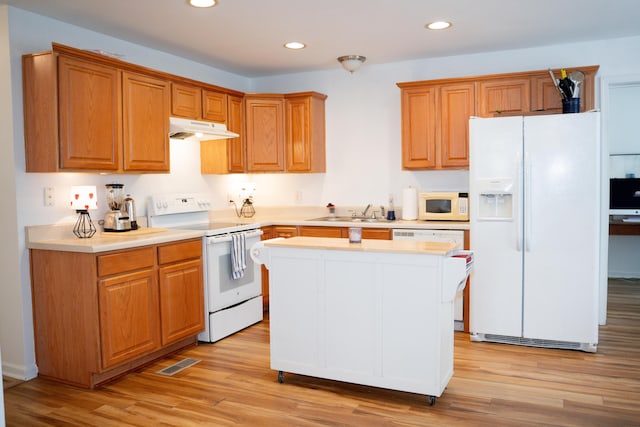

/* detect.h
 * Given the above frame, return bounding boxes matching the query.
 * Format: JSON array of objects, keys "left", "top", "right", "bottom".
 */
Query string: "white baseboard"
[{"left": 2, "top": 361, "right": 37, "bottom": 381}]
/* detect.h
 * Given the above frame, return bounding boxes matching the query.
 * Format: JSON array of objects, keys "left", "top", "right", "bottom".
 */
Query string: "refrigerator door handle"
[
  {"left": 515, "top": 152, "right": 522, "bottom": 251},
  {"left": 524, "top": 152, "right": 532, "bottom": 252}
]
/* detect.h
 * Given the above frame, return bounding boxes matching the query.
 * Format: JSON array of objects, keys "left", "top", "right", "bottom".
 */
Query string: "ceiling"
[{"left": 4, "top": 0, "right": 640, "bottom": 77}]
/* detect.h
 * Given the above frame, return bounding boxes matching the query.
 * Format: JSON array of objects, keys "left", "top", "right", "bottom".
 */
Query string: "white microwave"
[{"left": 418, "top": 192, "right": 469, "bottom": 221}]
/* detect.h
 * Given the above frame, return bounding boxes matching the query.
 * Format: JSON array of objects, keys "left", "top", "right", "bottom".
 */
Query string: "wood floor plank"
[{"left": 4, "top": 278, "right": 640, "bottom": 426}]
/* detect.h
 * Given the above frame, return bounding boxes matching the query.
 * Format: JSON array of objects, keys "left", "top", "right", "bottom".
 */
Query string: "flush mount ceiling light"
[
  {"left": 189, "top": 0, "right": 216, "bottom": 8},
  {"left": 337, "top": 55, "right": 366, "bottom": 73},
  {"left": 284, "top": 42, "right": 306, "bottom": 50},
  {"left": 426, "top": 21, "right": 452, "bottom": 30}
]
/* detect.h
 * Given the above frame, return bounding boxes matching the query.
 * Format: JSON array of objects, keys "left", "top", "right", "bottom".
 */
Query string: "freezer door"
[
  {"left": 469, "top": 116, "right": 524, "bottom": 337},
  {"left": 522, "top": 113, "right": 600, "bottom": 343}
]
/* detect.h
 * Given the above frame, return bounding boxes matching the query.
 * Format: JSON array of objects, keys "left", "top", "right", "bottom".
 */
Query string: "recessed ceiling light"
[
  {"left": 426, "top": 21, "right": 452, "bottom": 30},
  {"left": 189, "top": 0, "right": 216, "bottom": 8},
  {"left": 284, "top": 42, "right": 306, "bottom": 50}
]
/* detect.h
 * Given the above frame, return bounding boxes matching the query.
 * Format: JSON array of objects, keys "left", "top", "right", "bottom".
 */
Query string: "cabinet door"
[
  {"left": 477, "top": 78, "right": 530, "bottom": 117},
  {"left": 285, "top": 93, "right": 327, "bottom": 173},
  {"left": 361, "top": 228, "right": 391, "bottom": 240},
  {"left": 246, "top": 96, "right": 285, "bottom": 172},
  {"left": 58, "top": 56, "right": 121, "bottom": 170},
  {"left": 272, "top": 225, "right": 298, "bottom": 238},
  {"left": 158, "top": 259, "right": 205, "bottom": 345},
  {"left": 99, "top": 269, "right": 160, "bottom": 369},
  {"left": 227, "top": 94, "right": 246, "bottom": 172},
  {"left": 171, "top": 83, "right": 201, "bottom": 119},
  {"left": 299, "top": 226, "right": 345, "bottom": 238},
  {"left": 401, "top": 87, "right": 437, "bottom": 169},
  {"left": 285, "top": 96, "right": 312, "bottom": 172},
  {"left": 122, "top": 71, "right": 170, "bottom": 171},
  {"left": 202, "top": 90, "right": 228, "bottom": 123},
  {"left": 440, "top": 83, "right": 474, "bottom": 168}
]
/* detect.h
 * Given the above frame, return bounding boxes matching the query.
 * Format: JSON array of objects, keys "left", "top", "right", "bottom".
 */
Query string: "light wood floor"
[{"left": 4, "top": 278, "right": 640, "bottom": 426}]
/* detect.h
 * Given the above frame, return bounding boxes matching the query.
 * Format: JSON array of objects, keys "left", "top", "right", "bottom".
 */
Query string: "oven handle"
[{"left": 205, "top": 229, "right": 263, "bottom": 244}]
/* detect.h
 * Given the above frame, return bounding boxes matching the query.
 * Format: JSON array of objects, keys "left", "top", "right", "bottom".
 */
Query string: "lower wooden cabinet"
[
  {"left": 299, "top": 226, "right": 392, "bottom": 240},
  {"left": 99, "top": 269, "right": 160, "bottom": 369},
  {"left": 30, "top": 238, "right": 204, "bottom": 388},
  {"left": 157, "top": 240, "right": 205, "bottom": 346}
]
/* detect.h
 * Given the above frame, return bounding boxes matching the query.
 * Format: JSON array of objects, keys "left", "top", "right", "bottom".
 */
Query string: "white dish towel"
[{"left": 231, "top": 233, "right": 247, "bottom": 279}]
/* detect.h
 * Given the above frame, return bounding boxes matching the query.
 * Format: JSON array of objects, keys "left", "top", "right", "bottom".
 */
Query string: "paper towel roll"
[{"left": 402, "top": 186, "right": 418, "bottom": 220}]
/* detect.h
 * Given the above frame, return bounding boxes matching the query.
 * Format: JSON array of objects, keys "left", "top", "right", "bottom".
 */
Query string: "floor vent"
[
  {"left": 471, "top": 333, "right": 597, "bottom": 353},
  {"left": 156, "top": 358, "right": 201, "bottom": 376}
]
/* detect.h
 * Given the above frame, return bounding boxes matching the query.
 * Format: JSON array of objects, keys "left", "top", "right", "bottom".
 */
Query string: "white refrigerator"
[{"left": 468, "top": 112, "right": 600, "bottom": 352}]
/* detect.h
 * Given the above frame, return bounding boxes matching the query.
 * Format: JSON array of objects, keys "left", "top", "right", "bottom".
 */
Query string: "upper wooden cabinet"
[
  {"left": 400, "top": 86, "right": 437, "bottom": 169},
  {"left": 440, "top": 83, "right": 475, "bottom": 168},
  {"left": 122, "top": 71, "right": 171, "bottom": 172},
  {"left": 226, "top": 94, "right": 246, "bottom": 172},
  {"left": 245, "top": 94, "right": 286, "bottom": 172},
  {"left": 477, "top": 77, "right": 530, "bottom": 117},
  {"left": 200, "top": 94, "right": 246, "bottom": 174},
  {"left": 171, "top": 83, "right": 202, "bottom": 119},
  {"left": 398, "top": 65, "right": 599, "bottom": 170},
  {"left": 171, "top": 83, "right": 228, "bottom": 123},
  {"left": 400, "top": 82, "right": 473, "bottom": 169},
  {"left": 23, "top": 43, "right": 171, "bottom": 173},
  {"left": 285, "top": 92, "right": 327, "bottom": 173},
  {"left": 245, "top": 92, "right": 327, "bottom": 173}
]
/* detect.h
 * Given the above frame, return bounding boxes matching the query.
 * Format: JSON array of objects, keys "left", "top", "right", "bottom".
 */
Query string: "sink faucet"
[{"left": 361, "top": 204, "right": 372, "bottom": 217}]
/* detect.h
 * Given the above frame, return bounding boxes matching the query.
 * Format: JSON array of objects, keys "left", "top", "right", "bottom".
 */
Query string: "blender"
[{"left": 103, "top": 183, "right": 132, "bottom": 232}]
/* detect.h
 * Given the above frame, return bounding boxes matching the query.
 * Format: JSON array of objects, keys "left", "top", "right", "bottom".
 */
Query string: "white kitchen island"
[{"left": 251, "top": 236, "right": 472, "bottom": 405}]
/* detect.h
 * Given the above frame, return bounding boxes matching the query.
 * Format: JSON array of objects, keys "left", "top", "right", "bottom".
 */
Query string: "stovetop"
[{"left": 147, "top": 193, "right": 260, "bottom": 235}]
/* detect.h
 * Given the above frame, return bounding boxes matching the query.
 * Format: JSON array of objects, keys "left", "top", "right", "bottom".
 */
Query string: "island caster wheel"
[
  {"left": 277, "top": 371, "right": 285, "bottom": 384},
  {"left": 428, "top": 395, "right": 436, "bottom": 406}
]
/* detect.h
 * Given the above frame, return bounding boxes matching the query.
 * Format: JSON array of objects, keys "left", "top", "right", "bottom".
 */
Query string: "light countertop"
[
  {"left": 26, "top": 225, "right": 204, "bottom": 253},
  {"left": 264, "top": 236, "right": 458, "bottom": 255},
  {"left": 26, "top": 207, "right": 469, "bottom": 253}
]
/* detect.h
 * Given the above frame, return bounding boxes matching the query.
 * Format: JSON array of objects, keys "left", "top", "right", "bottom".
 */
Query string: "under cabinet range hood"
[{"left": 168, "top": 117, "right": 239, "bottom": 141}]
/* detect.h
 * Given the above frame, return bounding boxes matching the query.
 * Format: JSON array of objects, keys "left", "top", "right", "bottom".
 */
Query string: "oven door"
[{"left": 205, "top": 229, "right": 263, "bottom": 312}]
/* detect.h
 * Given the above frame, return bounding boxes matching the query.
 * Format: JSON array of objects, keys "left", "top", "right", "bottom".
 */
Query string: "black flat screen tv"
[{"left": 610, "top": 178, "right": 640, "bottom": 215}]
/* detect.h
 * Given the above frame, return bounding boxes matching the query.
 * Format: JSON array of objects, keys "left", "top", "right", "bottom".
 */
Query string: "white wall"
[{"left": 3, "top": 5, "right": 640, "bottom": 378}]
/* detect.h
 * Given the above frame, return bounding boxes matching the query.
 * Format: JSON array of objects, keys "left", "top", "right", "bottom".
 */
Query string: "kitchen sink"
[{"left": 307, "top": 216, "right": 391, "bottom": 223}]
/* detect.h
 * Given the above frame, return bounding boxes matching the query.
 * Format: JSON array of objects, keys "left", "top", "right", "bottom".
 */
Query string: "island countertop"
[{"left": 263, "top": 236, "right": 458, "bottom": 255}]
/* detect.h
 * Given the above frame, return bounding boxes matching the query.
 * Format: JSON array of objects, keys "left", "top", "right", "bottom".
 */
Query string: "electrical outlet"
[
  {"left": 295, "top": 191, "right": 303, "bottom": 203},
  {"left": 44, "top": 187, "right": 55, "bottom": 207}
]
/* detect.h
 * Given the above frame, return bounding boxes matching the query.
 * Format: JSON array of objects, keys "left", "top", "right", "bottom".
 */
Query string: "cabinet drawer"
[
  {"left": 98, "top": 247, "right": 155, "bottom": 277},
  {"left": 158, "top": 239, "right": 202, "bottom": 265}
]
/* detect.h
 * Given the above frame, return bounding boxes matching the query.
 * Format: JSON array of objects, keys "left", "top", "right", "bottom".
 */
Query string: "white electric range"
[{"left": 148, "top": 193, "right": 263, "bottom": 343}]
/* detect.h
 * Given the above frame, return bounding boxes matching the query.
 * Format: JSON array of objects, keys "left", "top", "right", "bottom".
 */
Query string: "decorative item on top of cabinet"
[
  {"left": 285, "top": 92, "right": 327, "bottom": 173},
  {"left": 23, "top": 43, "right": 171, "bottom": 173}
]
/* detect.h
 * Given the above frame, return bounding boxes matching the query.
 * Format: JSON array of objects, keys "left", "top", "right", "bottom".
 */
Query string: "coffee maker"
[{"left": 103, "top": 183, "right": 132, "bottom": 232}]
